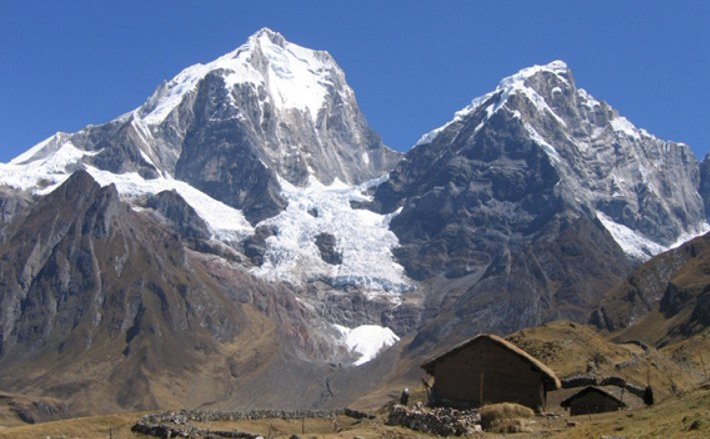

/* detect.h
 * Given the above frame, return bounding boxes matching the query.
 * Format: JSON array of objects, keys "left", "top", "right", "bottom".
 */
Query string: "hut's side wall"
[
  {"left": 569, "top": 392, "right": 624, "bottom": 416},
  {"left": 431, "top": 338, "right": 545, "bottom": 410}
]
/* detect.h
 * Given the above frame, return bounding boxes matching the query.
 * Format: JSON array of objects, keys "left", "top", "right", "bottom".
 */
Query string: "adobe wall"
[
  {"left": 569, "top": 392, "right": 623, "bottom": 416},
  {"left": 431, "top": 338, "right": 545, "bottom": 410}
]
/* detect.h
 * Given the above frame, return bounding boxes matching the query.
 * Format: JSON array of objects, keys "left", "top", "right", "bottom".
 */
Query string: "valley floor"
[{"left": 1, "top": 387, "right": 707, "bottom": 439}]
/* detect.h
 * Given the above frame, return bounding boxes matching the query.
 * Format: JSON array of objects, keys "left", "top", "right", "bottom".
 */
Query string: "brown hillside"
[
  {"left": 0, "top": 172, "right": 367, "bottom": 416},
  {"left": 507, "top": 321, "right": 704, "bottom": 401},
  {"left": 591, "top": 232, "right": 710, "bottom": 347}
]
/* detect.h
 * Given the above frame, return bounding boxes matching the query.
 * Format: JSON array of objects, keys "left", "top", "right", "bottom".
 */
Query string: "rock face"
[
  {"left": 698, "top": 154, "right": 710, "bottom": 220},
  {"left": 314, "top": 232, "right": 342, "bottom": 265},
  {"left": 241, "top": 225, "right": 276, "bottom": 266},
  {"left": 145, "top": 190, "right": 211, "bottom": 241},
  {"left": 409, "top": 217, "right": 633, "bottom": 350},
  {"left": 0, "top": 170, "right": 124, "bottom": 355},
  {"left": 0, "top": 187, "right": 31, "bottom": 244},
  {"left": 0, "top": 391, "right": 68, "bottom": 425}
]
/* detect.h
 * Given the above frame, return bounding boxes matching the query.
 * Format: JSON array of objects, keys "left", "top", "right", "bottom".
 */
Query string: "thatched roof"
[
  {"left": 560, "top": 386, "right": 627, "bottom": 408},
  {"left": 421, "top": 333, "right": 561, "bottom": 390}
]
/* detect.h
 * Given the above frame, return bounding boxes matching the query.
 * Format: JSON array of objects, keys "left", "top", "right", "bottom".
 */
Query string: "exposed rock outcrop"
[
  {"left": 0, "top": 187, "right": 31, "bottom": 244},
  {"left": 314, "top": 232, "right": 342, "bottom": 265},
  {"left": 145, "top": 189, "right": 211, "bottom": 241},
  {"left": 698, "top": 154, "right": 710, "bottom": 220}
]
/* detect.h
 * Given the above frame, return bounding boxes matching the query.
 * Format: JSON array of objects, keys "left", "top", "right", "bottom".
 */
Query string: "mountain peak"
[
  {"left": 497, "top": 59, "right": 573, "bottom": 93},
  {"left": 249, "top": 27, "right": 288, "bottom": 48},
  {"left": 414, "top": 60, "right": 574, "bottom": 147},
  {"left": 518, "top": 59, "right": 570, "bottom": 76},
  {"left": 136, "top": 27, "right": 337, "bottom": 126}
]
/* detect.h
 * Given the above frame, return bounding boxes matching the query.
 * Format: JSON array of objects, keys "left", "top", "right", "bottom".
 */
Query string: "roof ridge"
[{"left": 560, "top": 385, "right": 628, "bottom": 407}]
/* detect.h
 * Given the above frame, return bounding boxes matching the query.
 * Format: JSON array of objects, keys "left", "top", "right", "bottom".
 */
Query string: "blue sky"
[{"left": 1, "top": 1, "right": 708, "bottom": 162}]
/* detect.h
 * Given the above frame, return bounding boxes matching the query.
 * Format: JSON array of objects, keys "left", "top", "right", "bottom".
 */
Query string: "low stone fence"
[
  {"left": 386, "top": 403, "right": 482, "bottom": 436},
  {"left": 561, "top": 375, "right": 646, "bottom": 398},
  {"left": 132, "top": 408, "right": 373, "bottom": 438},
  {"left": 131, "top": 420, "right": 260, "bottom": 438}
]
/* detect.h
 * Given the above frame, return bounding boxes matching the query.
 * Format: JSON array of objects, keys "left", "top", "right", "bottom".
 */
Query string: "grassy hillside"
[{"left": 507, "top": 321, "right": 707, "bottom": 401}]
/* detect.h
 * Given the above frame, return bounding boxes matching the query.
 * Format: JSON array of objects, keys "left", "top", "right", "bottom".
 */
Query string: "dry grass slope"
[{"left": 507, "top": 320, "right": 705, "bottom": 400}]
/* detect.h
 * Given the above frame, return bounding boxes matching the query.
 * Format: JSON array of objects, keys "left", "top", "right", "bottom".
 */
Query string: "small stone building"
[
  {"left": 421, "top": 334, "right": 561, "bottom": 411},
  {"left": 560, "top": 386, "right": 627, "bottom": 416}
]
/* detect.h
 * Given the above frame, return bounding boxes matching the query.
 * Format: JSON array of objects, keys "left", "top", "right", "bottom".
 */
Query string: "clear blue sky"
[{"left": 1, "top": 1, "right": 708, "bottom": 163}]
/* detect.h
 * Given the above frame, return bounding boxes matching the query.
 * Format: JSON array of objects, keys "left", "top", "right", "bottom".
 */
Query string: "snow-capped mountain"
[
  {"left": 374, "top": 60, "right": 706, "bottom": 275},
  {"left": 1, "top": 31, "right": 709, "bottom": 416},
  {"left": 0, "top": 30, "right": 412, "bottom": 412},
  {"left": 3, "top": 28, "right": 400, "bottom": 222},
  {"left": 367, "top": 60, "right": 708, "bottom": 347},
  {"left": 0, "top": 28, "right": 407, "bottom": 294}
]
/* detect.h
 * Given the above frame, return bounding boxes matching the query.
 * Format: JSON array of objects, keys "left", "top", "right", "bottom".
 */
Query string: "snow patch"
[
  {"left": 599, "top": 212, "right": 710, "bottom": 262},
  {"left": 414, "top": 91, "right": 496, "bottom": 147},
  {"left": 610, "top": 116, "right": 642, "bottom": 140},
  {"left": 0, "top": 142, "right": 98, "bottom": 189},
  {"left": 577, "top": 88, "right": 600, "bottom": 110},
  {"left": 524, "top": 123, "right": 561, "bottom": 163},
  {"left": 140, "top": 63, "right": 210, "bottom": 125},
  {"left": 668, "top": 222, "right": 710, "bottom": 249},
  {"left": 596, "top": 211, "right": 665, "bottom": 261},
  {"left": 79, "top": 168, "right": 253, "bottom": 241},
  {"left": 8, "top": 133, "right": 69, "bottom": 165},
  {"left": 333, "top": 324, "right": 400, "bottom": 366}
]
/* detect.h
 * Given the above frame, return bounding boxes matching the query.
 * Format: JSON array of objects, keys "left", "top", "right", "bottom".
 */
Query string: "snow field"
[
  {"left": 333, "top": 324, "right": 400, "bottom": 366},
  {"left": 250, "top": 176, "right": 411, "bottom": 294}
]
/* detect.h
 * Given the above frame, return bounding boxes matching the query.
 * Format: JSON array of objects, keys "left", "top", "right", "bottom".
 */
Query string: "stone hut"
[
  {"left": 421, "top": 334, "right": 561, "bottom": 411},
  {"left": 560, "top": 386, "right": 627, "bottom": 416}
]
